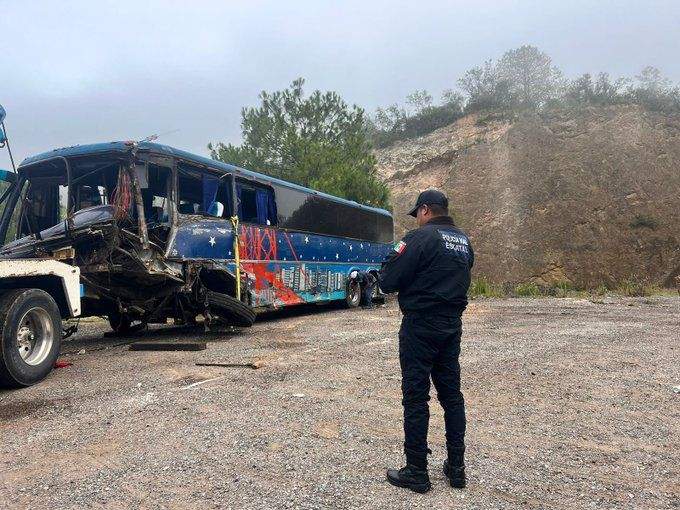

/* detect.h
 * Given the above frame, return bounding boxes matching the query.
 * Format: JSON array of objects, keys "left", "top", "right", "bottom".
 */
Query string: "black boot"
[
  {"left": 443, "top": 448, "right": 466, "bottom": 488},
  {"left": 386, "top": 464, "right": 431, "bottom": 493}
]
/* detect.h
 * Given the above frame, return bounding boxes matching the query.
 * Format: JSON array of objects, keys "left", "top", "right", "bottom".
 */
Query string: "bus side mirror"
[{"left": 0, "top": 169, "right": 17, "bottom": 184}]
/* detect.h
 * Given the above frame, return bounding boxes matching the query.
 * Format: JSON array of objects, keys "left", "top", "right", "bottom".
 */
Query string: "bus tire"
[
  {"left": 0, "top": 288, "right": 62, "bottom": 389},
  {"left": 108, "top": 310, "right": 132, "bottom": 334},
  {"left": 206, "top": 291, "right": 256, "bottom": 327},
  {"left": 345, "top": 280, "right": 362, "bottom": 308}
]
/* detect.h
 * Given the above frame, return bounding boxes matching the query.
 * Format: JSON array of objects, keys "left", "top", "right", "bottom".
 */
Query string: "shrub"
[
  {"left": 474, "top": 110, "right": 517, "bottom": 126},
  {"left": 629, "top": 214, "right": 658, "bottom": 230},
  {"left": 368, "top": 100, "right": 465, "bottom": 148},
  {"left": 514, "top": 282, "right": 541, "bottom": 297},
  {"left": 592, "top": 284, "right": 609, "bottom": 297},
  {"left": 615, "top": 278, "right": 648, "bottom": 297},
  {"left": 469, "top": 278, "right": 504, "bottom": 298},
  {"left": 551, "top": 280, "right": 587, "bottom": 298}
]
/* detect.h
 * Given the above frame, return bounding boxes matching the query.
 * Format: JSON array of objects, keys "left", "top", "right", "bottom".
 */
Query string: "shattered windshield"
[
  {"left": 18, "top": 161, "right": 116, "bottom": 237},
  {"left": 0, "top": 154, "right": 177, "bottom": 253}
]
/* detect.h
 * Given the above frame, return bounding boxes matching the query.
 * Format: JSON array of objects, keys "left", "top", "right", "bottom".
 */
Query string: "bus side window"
[
  {"left": 178, "top": 168, "right": 203, "bottom": 215},
  {"left": 237, "top": 183, "right": 277, "bottom": 226},
  {"left": 141, "top": 165, "right": 170, "bottom": 223},
  {"left": 178, "top": 165, "right": 232, "bottom": 219},
  {"left": 207, "top": 176, "right": 232, "bottom": 219}
]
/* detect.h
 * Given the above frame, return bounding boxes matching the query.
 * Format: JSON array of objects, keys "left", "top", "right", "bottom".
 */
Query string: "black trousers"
[{"left": 399, "top": 314, "right": 466, "bottom": 468}]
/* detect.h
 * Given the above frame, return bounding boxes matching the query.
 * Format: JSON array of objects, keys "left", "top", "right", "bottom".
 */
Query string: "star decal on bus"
[{"left": 209, "top": 237, "right": 216, "bottom": 247}]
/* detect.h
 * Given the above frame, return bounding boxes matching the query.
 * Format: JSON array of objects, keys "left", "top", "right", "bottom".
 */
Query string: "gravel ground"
[{"left": 1, "top": 297, "right": 678, "bottom": 509}]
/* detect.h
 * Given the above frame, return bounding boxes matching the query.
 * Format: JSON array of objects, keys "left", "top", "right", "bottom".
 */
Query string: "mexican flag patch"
[{"left": 393, "top": 240, "right": 407, "bottom": 255}]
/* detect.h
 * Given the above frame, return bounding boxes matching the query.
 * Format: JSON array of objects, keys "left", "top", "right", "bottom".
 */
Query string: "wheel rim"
[
  {"left": 348, "top": 281, "right": 361, "bottom": 305},
  {"left": 16, "top": 307, "right": 54, "bottom": 366}
]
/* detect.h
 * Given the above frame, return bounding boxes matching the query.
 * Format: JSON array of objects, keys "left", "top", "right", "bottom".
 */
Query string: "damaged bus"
[{"left": 0, "top": 140, "right": 393, "bottom": 387}]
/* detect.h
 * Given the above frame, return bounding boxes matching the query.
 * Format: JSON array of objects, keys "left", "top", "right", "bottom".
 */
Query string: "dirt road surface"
[{"left": 1, "top": 297, "right": 678, "bottom": 509}]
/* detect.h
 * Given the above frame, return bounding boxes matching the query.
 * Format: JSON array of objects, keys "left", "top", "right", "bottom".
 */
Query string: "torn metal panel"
[{"left": 169, "top": 217, "right": 236, "bottom": 260}]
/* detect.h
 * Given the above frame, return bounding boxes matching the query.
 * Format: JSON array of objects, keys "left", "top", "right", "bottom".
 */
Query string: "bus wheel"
[
  {"left": 108, "top": 311, "right": 132, "bottom": 334},
  {"left": 346, "top": 280, "right": 362, "bottom": 308},
  {"left": 0, "top": 289, "right": 62, "bottom": 389},
  {"left": 206, "top": 291, "right": 256, "bottom": 327}
]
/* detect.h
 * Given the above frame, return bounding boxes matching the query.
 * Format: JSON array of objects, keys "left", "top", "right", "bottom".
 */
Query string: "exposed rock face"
[{"left": 376, "top": 106, "right": 680, "bottom": 288}]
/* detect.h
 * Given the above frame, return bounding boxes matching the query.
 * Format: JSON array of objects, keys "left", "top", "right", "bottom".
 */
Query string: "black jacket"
[{"left": 378, "top": 216, "right": 474, "bottom": 317}]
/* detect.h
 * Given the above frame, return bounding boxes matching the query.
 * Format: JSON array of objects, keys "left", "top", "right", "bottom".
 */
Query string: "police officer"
[{"left": 378, "top": 189, "right": 473, "bottom": 493}]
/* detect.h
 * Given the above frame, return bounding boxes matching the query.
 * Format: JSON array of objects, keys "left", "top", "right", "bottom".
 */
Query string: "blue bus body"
[
  {"left": 0, "top": 141, "right": 394, "bottom": 321},
  {"left": 171, "top": 219, "right": 389, "bottom": 308}
]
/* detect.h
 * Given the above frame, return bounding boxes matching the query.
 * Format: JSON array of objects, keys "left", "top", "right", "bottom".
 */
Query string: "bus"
[{"left": 0, "top": 140, "right": 393, "bottom": 386}]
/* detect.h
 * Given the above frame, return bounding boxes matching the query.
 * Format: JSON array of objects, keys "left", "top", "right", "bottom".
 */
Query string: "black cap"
[{"left": 407, "top": 189, "right": 449, "bottom": 217}]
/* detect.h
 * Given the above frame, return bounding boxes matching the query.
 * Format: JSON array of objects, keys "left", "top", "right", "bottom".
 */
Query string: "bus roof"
[{"left": 19, "top": 141, "right": 393, "bottom": 218}]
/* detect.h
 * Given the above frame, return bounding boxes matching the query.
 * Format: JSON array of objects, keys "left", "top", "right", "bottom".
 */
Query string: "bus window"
[
  {"left": 178, "top": 168, "right": 202, "bottom": 214},
  {"left": 239, "top": 187, "right": 258, "bottom": 222},
  {"left": 212, "top": 178, "right": 232, "bottom": 218},
  {"left": 178, "top": 165, "right": 232, "bottom": 218},
  {"left": 77, "top": 185, "right": 107, "bottom": 209},
  {"left": 204, "top": 174, "right": 232, "bottom": 218},
  {"left": 141, "top": 165, "right": 170, "bottom": 223},
  {"left": 21, "top": 179, "right": 63, "bottom": 235},
  {"left": 3, "top": 180, "right": 28, "bottom": 241},
  {"left": 237, "top": 182, "right": 276, "bottom": 226},
  {"left": 273, "top": 183, "right": 392, "bottom": 242}
]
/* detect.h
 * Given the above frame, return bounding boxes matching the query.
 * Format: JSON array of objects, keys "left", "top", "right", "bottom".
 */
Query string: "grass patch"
[
  {"left": 592, "top": 284, "right": 609, "bottom": 297},
  {"left": 602, "top": 278, "right": 674, "bottom": 297},
  {"left": 474, "top": 110, "right": 517, "bottom": 126},
  {"left": 468, "top": 278, "right": 674, "bottom": 299},
  {"left": 514, "top": 282, "right": 541, "bottom": 297},
  {"left": 548, "top": 281, "right": 589, "bottom": 298},
  {"left": 469, "top": 277, "right": 504, "bottom": 298},
  {"left": 615, "top": 279, "right": 649, "bottom": 297}
]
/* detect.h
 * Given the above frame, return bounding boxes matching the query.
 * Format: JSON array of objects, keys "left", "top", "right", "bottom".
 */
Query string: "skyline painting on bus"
[{"left": 238, "top": 225, "right": 387, "bottom": 307}]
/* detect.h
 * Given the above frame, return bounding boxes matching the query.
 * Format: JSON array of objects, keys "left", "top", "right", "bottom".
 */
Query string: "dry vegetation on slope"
[{"left": 376, "top": 105, "right": 680, "bottom": 289}]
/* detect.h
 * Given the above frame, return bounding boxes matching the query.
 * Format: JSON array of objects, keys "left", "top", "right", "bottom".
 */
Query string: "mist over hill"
[{"left": 376, "top": 105, "right": 680, "bottom": 289}]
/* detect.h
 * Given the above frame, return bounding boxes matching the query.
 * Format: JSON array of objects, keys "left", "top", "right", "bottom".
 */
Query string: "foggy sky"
[{"left": 1, "top": 0, "right": 679, "bottom": 170}]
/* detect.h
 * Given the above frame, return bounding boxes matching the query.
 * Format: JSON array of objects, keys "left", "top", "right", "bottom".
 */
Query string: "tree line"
[
  {"left": 209, "top": 78, "right": 390, "bottom": 209},
  {"left": 367, "top": 45, "right": 680, "bottom": 147},
  {"left": 210, "top": 46, "right": 680, "bottom": 208}
]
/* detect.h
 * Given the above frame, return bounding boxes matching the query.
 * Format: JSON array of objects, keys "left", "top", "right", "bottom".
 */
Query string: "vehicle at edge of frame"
[{"left": 0, "top": 139, "right": 394, "bottom": 388}]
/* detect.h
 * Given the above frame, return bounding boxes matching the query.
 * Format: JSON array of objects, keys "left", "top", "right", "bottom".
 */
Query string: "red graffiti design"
[{"left": 239, "top": 225, "right": 303, "bottom": 306}]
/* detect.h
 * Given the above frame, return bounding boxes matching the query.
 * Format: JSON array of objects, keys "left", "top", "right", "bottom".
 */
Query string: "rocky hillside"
[{"left": 375, "top": 105, "right": 680, "bottom": 289}]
